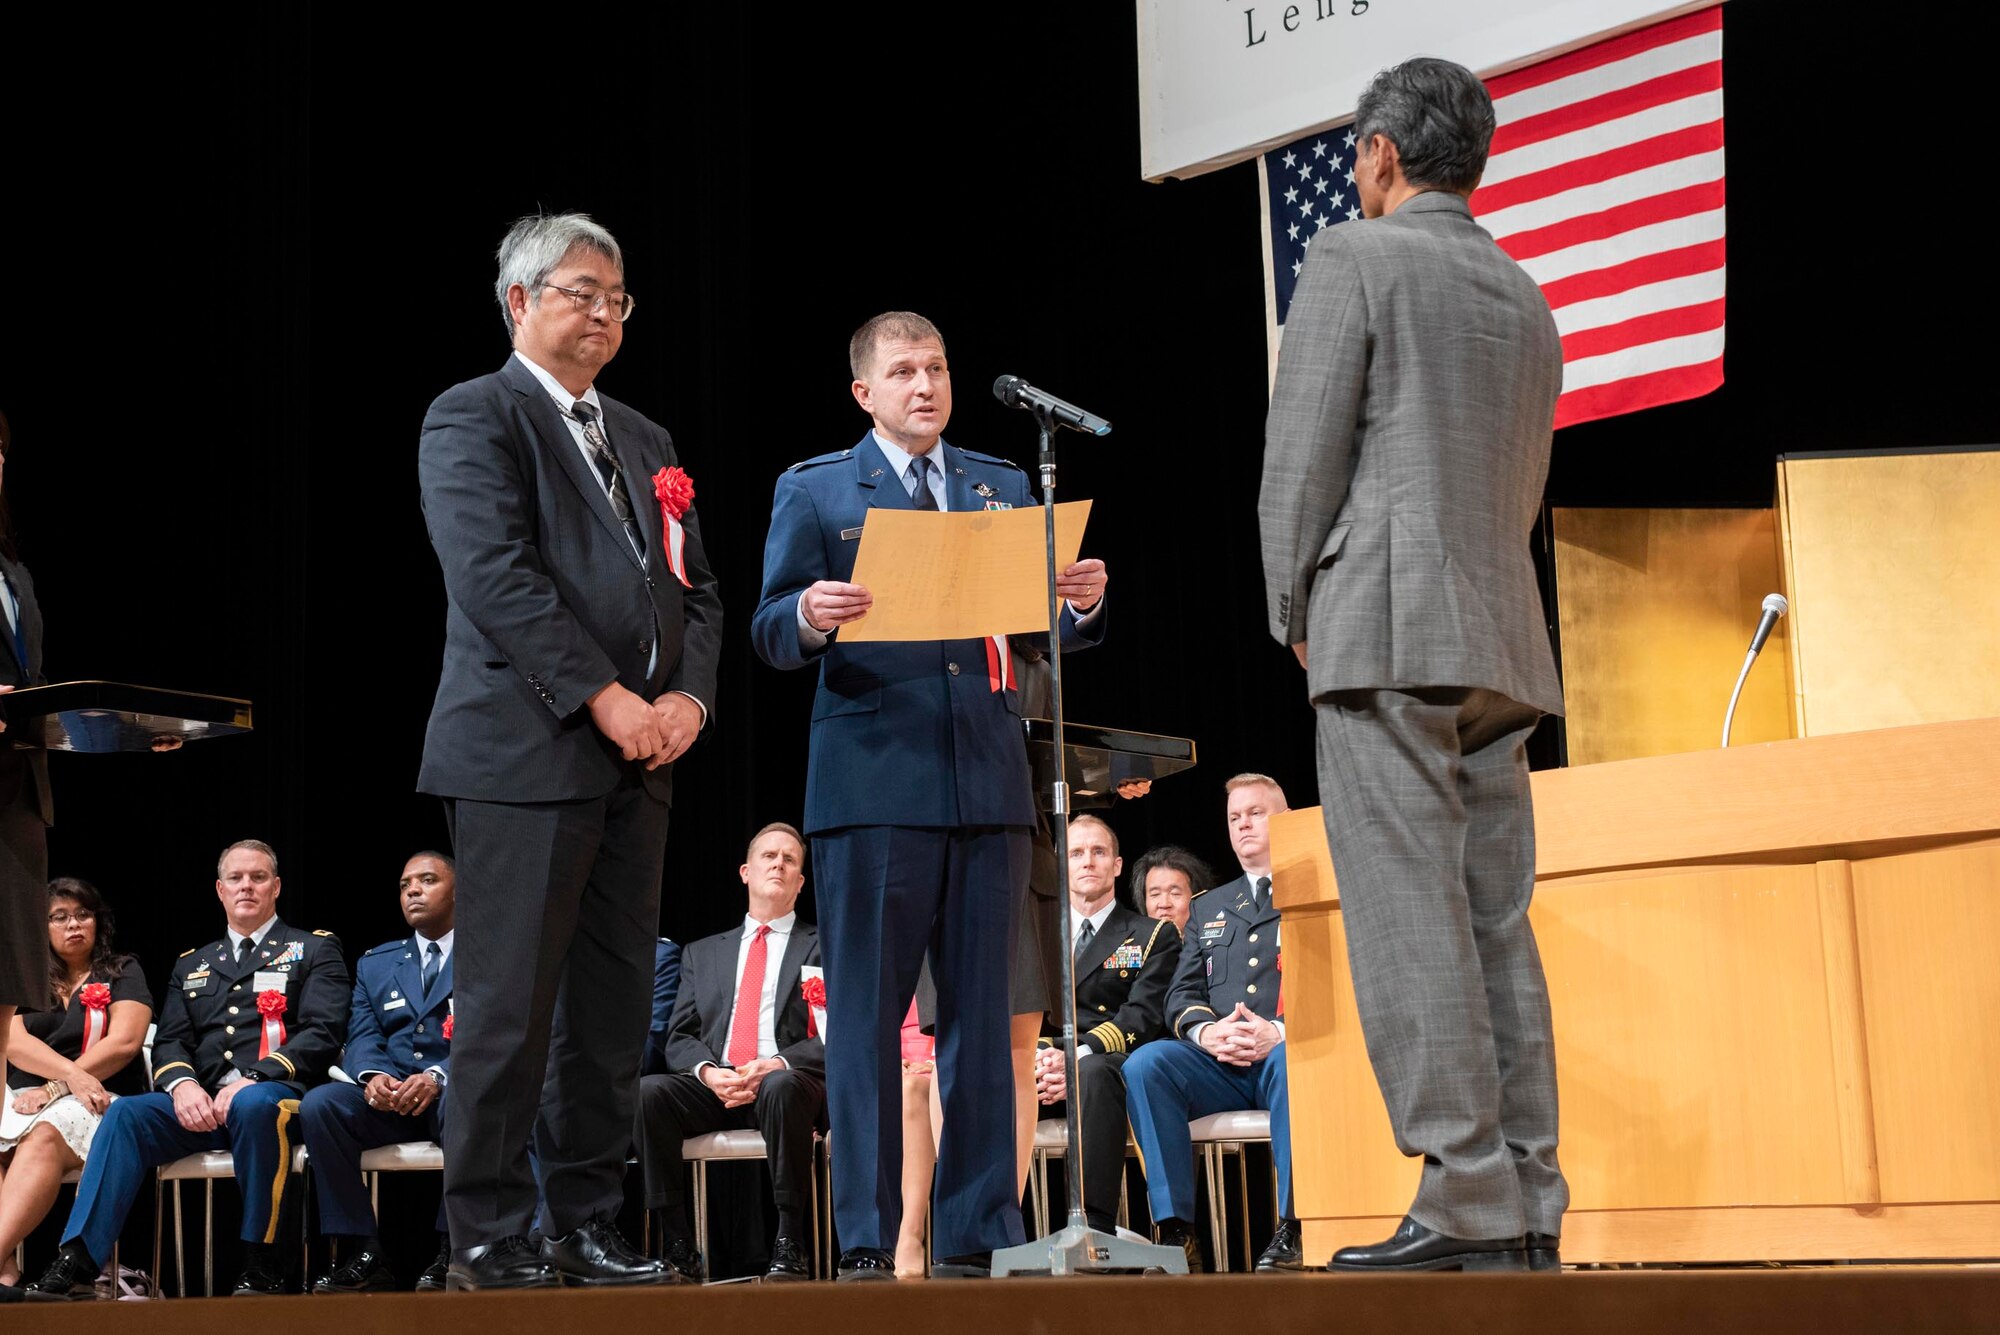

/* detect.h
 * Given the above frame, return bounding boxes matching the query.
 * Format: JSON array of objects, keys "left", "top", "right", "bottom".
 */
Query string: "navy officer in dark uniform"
[
  {"left": 302, "top": 851, "right": 458, "bottom": 1293},
  {"left": 1031, "top": 814, "right": 1179, "bottom": 1236},
  {"left": 751, "top": 311, "right": 1107, "bottom": 1280},
  {"left": 26, "top": 839, "right": 348, "bottom": 1299},
  {"left": 1123, "top": 776, "right": 1301, "bottom": 1273}
]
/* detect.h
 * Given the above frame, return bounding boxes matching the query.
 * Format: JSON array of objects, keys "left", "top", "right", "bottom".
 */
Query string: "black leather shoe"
[
  {"left": 1328, "top": 1217, "right": 1527, "bottom": 1272},
  {"left": 23, "top": 1243, "right": 98, "bottom": 1301},
  {"left": 312, "top": 1249, "right": 398, "bottom": 1294},
  {"left": 541, "top": 1218, "right": 674, "bottom": 1287},
  {"left": 836, "top": 1247, "right": 897, "bottom": 1282},
  {"left": 1155, "top": 1218, "right": 1204, "bottom": 1275},
  {"left": 415, "top": 1238, "right": 450, "bottom": 1291},
  {"left": 1256, "top": 1217, "right": 1305, "bottom": 1272},
  {"left": 931, "top": 1251, "right": 991, "bottom": 1279},
  {"left": 663, "top": 1236, "right": 707, "bottom": 1283},
  {"left": 447, "top": 1236, "right": 559, "bottom": 1291},
  {"left": 231, "top": 1259, "right": 287, "bottom": 1296},
  {"left": 1526, "top": 1232, "right": 1562, "bottom": 1272},
  {"left": 0, "top": 1282, "right": 23, "bottom": 1303},
  {"left": 764, "top": 1234, "right": 811, "bottom": 1282}
]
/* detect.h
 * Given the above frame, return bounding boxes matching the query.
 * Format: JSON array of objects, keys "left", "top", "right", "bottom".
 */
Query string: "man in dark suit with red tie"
[{"left": 632, "top": 823, "right": 824, "bottom": 1284}]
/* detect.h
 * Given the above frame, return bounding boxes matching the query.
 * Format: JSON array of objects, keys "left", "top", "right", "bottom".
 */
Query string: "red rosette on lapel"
[
  {"left": 800, "top": 976, "right": 827, "bottom": 1038},
  {"left": 256, "top": 988, "right": 288, "bottom": 1059},
  {"left": 441, "top": 1014, "right": 455, "bottom": 1042},
  {"left": 652, "top": 465, "right": 696, "bottom": 589},
  {"left": 80, "top": 981, "right": 113, "bottom": 1053}
]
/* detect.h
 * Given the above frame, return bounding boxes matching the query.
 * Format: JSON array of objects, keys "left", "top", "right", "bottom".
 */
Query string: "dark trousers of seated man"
[
  {"left": 634, "top": 1065, "right": 823, "bottom": 1264},
  {"left": 1037, "top": 1050, "right": 1137, "bottom": 1235},
  {"left": 299, "top": 1083, "right": 446, "bottom": 1245}
]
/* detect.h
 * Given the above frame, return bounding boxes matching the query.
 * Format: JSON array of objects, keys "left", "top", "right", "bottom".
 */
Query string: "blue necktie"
[
  {"left": 907, "top": 455, "right": 938, "bottom": 510},
  {"left": 421, "top": 941, "right": 442, "bottom": 999}
]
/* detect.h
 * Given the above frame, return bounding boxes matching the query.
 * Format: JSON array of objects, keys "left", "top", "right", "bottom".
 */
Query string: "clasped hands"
[
  {"left": 364, "top": 1071, "right": 439, "bottom": 1117},
  {"left": 1197, "top": 1003, "right": 1282, "bottom": 1068},
  {"left": 11, "top": 1069, "right": 111, "bottom": 1117},
  {"left": 702, "top": 1057, "right": 783, "bottom": 1109},
  {"left": 800, "top": 558, "right": 1109, "bottom": 633},
  {"left": 1033, "top": 1044, "right": 1068, "bottom": 1106},
  {"left": 587, "top": 682, "right": 702, "bottom": 770}
]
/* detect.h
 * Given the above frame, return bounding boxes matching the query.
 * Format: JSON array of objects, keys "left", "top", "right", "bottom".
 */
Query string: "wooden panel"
[
  {"left": 1812, "top": 861, "right": 1881, "bottom": 1205},
  {"left": 1779, "top": 449, "right": 2000, "bottom": 737},
  {"left": 1850, "top": 840, "right": 2000, "bottom": 1202},
  {"left": 1552, "top": 507, "right": 1791, "bottom": 765},
  {"left": 1530, "top": 717, "right": 2000, "bottom": 878}
]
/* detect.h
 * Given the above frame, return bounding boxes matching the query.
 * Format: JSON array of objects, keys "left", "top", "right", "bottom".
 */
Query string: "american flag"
[{"left": 1260, "top": 6, "right": 1725, "bottom": 430}]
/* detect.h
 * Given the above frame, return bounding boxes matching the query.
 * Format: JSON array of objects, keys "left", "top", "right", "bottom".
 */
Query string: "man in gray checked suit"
[{"left": 1259, "top": 57, "right": 1569, "bottom": 1273}]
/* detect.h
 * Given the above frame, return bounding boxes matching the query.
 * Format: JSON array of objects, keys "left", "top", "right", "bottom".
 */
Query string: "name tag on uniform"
[
  {"left": 383, "top": 997, "right": 407, "bottom": 1011},
  {"left": 184, "top": 976, "right": 209, "bottom": 993},
  {"left": 252, "top": 970, "right": 289, "bottom": 994},
  {"left": 1199, "top": 918, "right": 1228, "bottom": 942},
  {"left": 841, "top": 527, "right": 863, "bottom": 541}
]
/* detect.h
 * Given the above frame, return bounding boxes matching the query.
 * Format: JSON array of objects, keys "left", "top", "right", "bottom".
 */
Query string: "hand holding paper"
[{"left": 838, "top": 500, "right": 1093, "bottom": 642}]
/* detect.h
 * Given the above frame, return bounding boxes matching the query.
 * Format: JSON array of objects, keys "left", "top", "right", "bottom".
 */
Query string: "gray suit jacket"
[
  {"left": 417, "top": 355, "right": 724, "bottom": 803},
  {"left": 1259, "top": 190, "right": 1564, "bottom": 717}
]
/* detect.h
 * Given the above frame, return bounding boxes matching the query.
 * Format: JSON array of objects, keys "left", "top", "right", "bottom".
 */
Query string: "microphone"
[
  {"left": 992, "top": 375, "right": 1112, "bottom": 437},
  {"left": 1722, "top": 593, "right": 1789, "bottom": 747}
]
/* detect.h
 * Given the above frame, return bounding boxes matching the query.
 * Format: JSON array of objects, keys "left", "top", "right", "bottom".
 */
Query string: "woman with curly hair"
[{"left": 0, "top": 878, "right": 152, "bottom": 1289}]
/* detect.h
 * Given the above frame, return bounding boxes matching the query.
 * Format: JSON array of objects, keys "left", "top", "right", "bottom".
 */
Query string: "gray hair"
[
  {"left": 494, "top": 212, "right": 624, "bottom": 341},
  {"left": 1353, "top": 57, "right": 1496, "bottom": 194},
  {"left": 217, "top": 839, "right": 279, "bottom": 878}
]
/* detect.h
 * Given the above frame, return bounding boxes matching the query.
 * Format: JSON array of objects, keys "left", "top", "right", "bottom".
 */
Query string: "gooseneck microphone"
[
  {"left": 1721, "top": 593, "right": 1789, "bottom": 747},
  {"left": 992, "top": 375, "right": 1112, "bottom": 437}
]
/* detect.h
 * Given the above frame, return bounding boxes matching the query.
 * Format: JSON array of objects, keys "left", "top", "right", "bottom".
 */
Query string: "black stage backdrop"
[{"left": 4, "top": 6, "right": 1993, "bottom": 1013}]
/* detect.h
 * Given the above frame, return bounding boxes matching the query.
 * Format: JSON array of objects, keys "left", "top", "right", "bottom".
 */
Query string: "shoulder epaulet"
[
  {"left": 955, "top": 448, "right": 1024, "bottom": 471},
  {"left": 179, "top": 947, "right": 198, "bottom": 958},
  {"left": 787, "top": 449, "right": 852, "bottom": 472},
  {"left": 362, "top": 939, "right": 405, "bottom": 957},
  {"left": 1141, "top": 918, "right": 1170, "bottom": 959},
  {"left": 1189, "top": 886, "right": 1213, "bottom": 901},
  {"left": 313, "top": 929, "right": 335, "bottom": 937}
]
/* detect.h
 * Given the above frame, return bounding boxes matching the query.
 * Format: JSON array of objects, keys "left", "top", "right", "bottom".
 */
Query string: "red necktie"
[{"left": 726, "top": 924, "right": 771, "bottom": 1066}]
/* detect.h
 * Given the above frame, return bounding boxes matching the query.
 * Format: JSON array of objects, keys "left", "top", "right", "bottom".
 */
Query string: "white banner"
[{"left": 1137, "top": 0, "right": 1721, "bottom": 181}]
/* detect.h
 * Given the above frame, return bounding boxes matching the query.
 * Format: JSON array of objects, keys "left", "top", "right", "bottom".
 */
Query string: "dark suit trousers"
[
  {"left": 299, "top": 1082, "right": 445, "bottom": 1235},
  {"left": 441, "top": 778, "right": 668, "bottom": 1246},
  {"left": 1038, "top": 1050, "right": 1131, "bottom": 1233},
  {"left": 815, "top": 824, "right": 1030, "bottom": 1258},
  {"left": 633, "top": 1068, "right": 823, "bottom": 1229},
  {"left": 1314, "top": 687, "right": 1568, "bottom": 1240}
]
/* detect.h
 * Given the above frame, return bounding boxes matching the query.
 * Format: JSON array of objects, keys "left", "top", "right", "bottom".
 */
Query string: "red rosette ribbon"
[
  {"left": 652, "top": 466, "right": 696, "bottom": 589},
  {"left": 256, "top": 988, "right": 288, "bottom": 1059},
  {"left": 441, "top": 1014, "right": 455, "bottom": 1042},
  {"left": 80, "top": 981, "right": 113, "bottom": 1053},
  {"left": 800, "top": 976, "right": 827, "bottom": 1038}
]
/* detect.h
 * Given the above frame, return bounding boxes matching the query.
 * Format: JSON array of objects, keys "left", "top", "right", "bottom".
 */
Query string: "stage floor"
[{"left": 49, "top": 1267, "right": 2000, "bottom": 1335}]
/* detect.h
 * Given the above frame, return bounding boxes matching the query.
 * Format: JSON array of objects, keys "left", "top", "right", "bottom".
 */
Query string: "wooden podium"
[{"left": 1273, "top": 716, "right": 2000, "bottom": 1263}]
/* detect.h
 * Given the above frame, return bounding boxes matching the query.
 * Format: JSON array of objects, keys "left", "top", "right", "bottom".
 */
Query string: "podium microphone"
[
  {"left": 1721, "top": 593, "right": 1788, "bottom": 747},
  {"left": 992, "top": 375, "right": 1112, "bottom": 436}
]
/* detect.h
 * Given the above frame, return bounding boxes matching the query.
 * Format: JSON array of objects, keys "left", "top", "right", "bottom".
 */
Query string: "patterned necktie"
[
  {"left": 907, "top": 454, "right": 938, "bottom": 510},
  {"left": 422, "top": 941, "right": 442, "bottom": 999},
  {"left": 726, "top": 924, "right": 771, "bottom": 1067},
  {"left": 1072, "top": 917, "right": 1097, "bottom": 973},
  {"left": 570, "top": 400, "right": 646, "bottom": 562}
]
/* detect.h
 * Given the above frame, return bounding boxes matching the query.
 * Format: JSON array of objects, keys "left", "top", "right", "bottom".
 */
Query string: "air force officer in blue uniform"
[
  {"left": 301, "top": 852, "right": 458, "bottom": 1294},
  {"left": 751, "top": 312, "right": 1106, "bottom": 1279}
]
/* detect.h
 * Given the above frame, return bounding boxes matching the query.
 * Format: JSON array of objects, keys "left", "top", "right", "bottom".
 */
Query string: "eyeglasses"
[
  {"left": 543, "top": 283, "right": 636, "bottom": 322},
  {"left": 48, "top": 910, "right": 96, "bottom": 926}
]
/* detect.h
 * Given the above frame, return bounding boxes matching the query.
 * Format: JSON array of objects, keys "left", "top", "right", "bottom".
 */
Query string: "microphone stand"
[{"left": 990, "top": 409, "right": 1187, "bottom": 1277}]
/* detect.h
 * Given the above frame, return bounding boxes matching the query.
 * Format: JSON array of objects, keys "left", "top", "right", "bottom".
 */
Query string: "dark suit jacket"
[
  {"left": 662, "top": 920, "right": 823, "bottom": 1079},
  {"left": 750, "top": 434, "right": 1103, "bottom": 833},
  {"left": 1164, "top": 875, "right": 1284, "bottom": 1040},
  {"left": 641, "top": 937, "right": 682, "bottom": 1077},
  {"left": 1050, "top": 903, "right": 1180, "bottom": 1057},
  {"left": 342, "top": 936, "right": 454, "bottom": 1081},
  {"left": 0, "top": 552, "right": 51, "bottom": 823},
  {"left": 417, "top": 354, "right": 724, "bottom": 803},
  {"left": 152, "top": 919, "right": 350, "bottom": 1092}
]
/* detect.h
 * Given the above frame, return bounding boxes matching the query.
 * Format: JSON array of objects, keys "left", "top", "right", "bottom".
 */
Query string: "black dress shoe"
[
  {"left": 447, "top": 1236, "right": 559, "bottom": 1291},
  {"left": 764, "top": 1234, "right": 811, "bottom": 1283},
  {"left": 930, "top": 1251, "right": 991, "bottom": 1279},
  {"left": 415, "top": 1238, "right": 451, "bottom": 1292},
  {"left": 663, "top": 1236, "right": 707, "bottom": 1283},
  {"left": 836, "top": 1248, "right": 897, "bottom": 1283},
  {"left": 1526, "top": 1232, "right": 1562, "bottom": 1272},
  {"left": 1, "top": 1281, "right": 27, "bottom": 1303},
  {"left": 23, "top": 1243, "right": 98, "bottom": 1301},
  {"left": 312, "top": 1249, "right": 398, "bottom": 1294},
  {"left": 1328, "top": 1216, "right": 1527, "bottom": 1272},
  {"left": 231, "top": 1260, "right": 287, "bottom": 1296},
  {"left": 1256, "top": 1217, "right": 1306, "bottom": 1272},
  {"left": 1155, "top": 1218, "right": 1204, "bottom": 1275},
  {"left": 541, "top": 1218, "right": 674, "bottom": 1287}
]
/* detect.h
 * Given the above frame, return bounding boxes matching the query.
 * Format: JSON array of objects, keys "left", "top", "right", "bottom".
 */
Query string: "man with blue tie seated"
[
  {"left": 632, "top": 824, "right": 823, "bottom": 1283},
  {"left": 641, "top": 937, "right": 682, "bottom": 1079},
  {"left": 752, "top": 312, "right": 1108, "bottom": 1281},
  {"left": 302, "top": 852, "right": 457, "bottom": 1294},
  {"left": 26, "top": 841, "right": 349, "bottom": 1299},
  {"left": 1123, "top": 775, "right": 1302, "bottom": 1273}
]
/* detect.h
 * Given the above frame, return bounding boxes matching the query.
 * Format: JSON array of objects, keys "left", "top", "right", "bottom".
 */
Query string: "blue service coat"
[{"left": 342, "top": 936, "right": 454, "bottom": 1081}]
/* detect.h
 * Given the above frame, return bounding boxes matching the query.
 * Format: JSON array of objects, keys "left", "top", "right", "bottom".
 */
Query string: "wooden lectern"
[{"left": 1274, "top": 716, "right": 2000, "bottom": 1263}]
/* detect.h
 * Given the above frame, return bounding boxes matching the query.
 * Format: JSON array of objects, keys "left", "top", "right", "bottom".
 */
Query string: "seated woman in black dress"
[{"left": 0, "top": 878, "right": 152, "bottom": 1287}]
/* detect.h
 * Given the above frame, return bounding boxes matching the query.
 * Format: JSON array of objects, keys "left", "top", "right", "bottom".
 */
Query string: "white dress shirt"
[{"left": 695, "top": 911, "right": 798, "bottom": 1073}]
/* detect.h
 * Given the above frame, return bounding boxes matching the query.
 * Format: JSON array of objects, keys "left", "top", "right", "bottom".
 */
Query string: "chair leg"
[
  {"left": 1203, "top": 1143, "right": 1228, "bottom": 1272},
  {"left": 173, "top": 1180, "right": 187, "bottom": 1298},
  {"left": 152, "top": 1174, "right": 164, "bottom": 1300},
  {"left": 203, "top": 1178, "right": 214, "bottom": 1297},
  {"left": 1233, "top": 1144, "right": 1251, "bottom": 1267},
  {"left": 691, "top": 1161, "right": 708, "bottom": 1273}
]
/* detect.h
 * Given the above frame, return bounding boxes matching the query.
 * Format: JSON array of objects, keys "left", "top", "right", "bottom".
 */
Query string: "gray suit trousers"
[{"left": 1314, "top": 687, "right": 1568, "bottom": 1239}]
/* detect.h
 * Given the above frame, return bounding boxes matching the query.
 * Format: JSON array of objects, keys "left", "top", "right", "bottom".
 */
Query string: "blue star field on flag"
[{"left": 1263, "top": 126, "right": 1361, "bottom": 330}]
